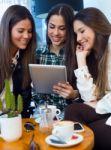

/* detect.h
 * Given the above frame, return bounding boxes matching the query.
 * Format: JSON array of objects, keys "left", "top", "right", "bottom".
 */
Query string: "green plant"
[{"left": 0, "top": 79, "right": 23, "bottom": 117}]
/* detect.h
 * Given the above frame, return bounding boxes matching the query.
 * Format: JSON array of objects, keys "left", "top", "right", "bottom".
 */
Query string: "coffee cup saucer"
[{"left": 45, "top": 133, "right": 84, "bottom": 148}]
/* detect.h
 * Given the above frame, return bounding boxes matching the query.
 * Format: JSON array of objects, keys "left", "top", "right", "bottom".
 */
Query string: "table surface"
[{"left": 0, "top": 118, "right": 94, "bottom": 150}]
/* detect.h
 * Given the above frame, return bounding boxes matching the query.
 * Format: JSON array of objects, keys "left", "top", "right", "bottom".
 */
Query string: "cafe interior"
[{"left": 0, "top": 0, "right": 110, "bottom": 150}]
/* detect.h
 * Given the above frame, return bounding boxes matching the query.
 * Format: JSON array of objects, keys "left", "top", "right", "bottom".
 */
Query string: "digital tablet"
[{"left": 29, "top": 64, "right": 67, "bottom": 93}]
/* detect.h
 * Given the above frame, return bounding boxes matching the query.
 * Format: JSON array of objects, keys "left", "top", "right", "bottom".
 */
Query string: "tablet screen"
[{"left": 29, "top": 64, "right": 67, "bottom": 93}]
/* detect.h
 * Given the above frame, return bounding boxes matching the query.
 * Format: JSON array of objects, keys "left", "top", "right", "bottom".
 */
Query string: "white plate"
[{"left": 45, "top": 133, "right": 84, "bottom": 148}]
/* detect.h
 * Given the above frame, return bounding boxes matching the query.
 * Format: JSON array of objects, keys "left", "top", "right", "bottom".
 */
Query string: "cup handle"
[{"left": 56, "top": 109, "right": 61, "bottom": 116}]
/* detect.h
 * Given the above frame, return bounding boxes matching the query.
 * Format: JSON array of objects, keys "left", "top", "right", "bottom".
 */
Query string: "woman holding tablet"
[{"left": 34, "top": 3, "right": 79, "bottom": 115}]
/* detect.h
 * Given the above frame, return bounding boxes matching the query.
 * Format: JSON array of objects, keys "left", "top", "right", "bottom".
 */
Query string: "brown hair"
[
  {"left": 73, "top": 7, "right": 111, "bottom": 99},
  {"left": 46, "top": 3, "right": 76, "bottom": 88},
  {"left": 0, "top": 5, "right": 37, "bottom": 91}
]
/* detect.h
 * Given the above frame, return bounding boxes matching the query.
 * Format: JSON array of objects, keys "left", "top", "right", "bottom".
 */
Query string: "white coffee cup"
[
  {"left": 0, "top": 115, "right": 22, "bottom": 142},
  {"left": 39, "top": 105, "right": 61, "bottom": 120},
  {"left": 52, "top": 121, "right": 74, "bottom": 142}
]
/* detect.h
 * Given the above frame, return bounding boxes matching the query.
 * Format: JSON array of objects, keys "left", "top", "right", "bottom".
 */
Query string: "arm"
[
  {"left": 74, "top": 66, "right": 97, "bottom": 101},
  {"left": 74, "top": 66, "right": 111, "bottom": 114},
  {"left": 75, "top": 44, "right": 97, "bottom": 101},
  {"left": 75, "top": 44, "right": 111, "bottom": 113}
]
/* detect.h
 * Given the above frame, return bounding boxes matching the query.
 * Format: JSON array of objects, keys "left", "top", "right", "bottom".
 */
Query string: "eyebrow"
[
  {"left": 49, "top": 23, "right": 65, "bottom": 28},
  {"left": 16, "top": 27, "right": 32, "bottom": 30},
  {"left": 74, "top": 26, "right": 84, "bottom": 33},
  {"left": 78, "top": 27, "right": 84, "bottom": 31}
]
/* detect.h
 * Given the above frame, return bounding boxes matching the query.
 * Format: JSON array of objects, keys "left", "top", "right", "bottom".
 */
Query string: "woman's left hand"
[{"left": 53, "top": 82, "right": 78, "bottom": 99}]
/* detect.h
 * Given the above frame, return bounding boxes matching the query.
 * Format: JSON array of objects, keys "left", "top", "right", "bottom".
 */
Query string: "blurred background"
[{"left": 0, "top": 0, "right": 110, "bottom": 46}]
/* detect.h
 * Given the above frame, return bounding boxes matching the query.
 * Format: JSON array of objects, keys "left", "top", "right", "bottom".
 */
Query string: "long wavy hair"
[
  {"left": 0, "top": 5, "right": 37, "bottom": 91},
  {"left": 45, "top": 3, "right": 77, "bottom": 88},
  {"left": 73, "top": 7, "right": 111, "bottom": 99}
]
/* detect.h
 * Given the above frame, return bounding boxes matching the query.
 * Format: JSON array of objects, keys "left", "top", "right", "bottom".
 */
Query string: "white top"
[{"left": 74, "top": 44, "right": 111, "bottom": 125}]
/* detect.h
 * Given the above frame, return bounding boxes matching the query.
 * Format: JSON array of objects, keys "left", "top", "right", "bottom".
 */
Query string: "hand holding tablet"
[{"left": 29, "top": 64, "right": 67, "bottom": 93}]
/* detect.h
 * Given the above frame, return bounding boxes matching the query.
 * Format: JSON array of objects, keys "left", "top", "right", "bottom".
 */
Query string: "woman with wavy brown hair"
[
  {"left": 35, "top": 3, "right": 78, "bottom": 116},
  {"left": 65, "top": 7, "right": 111, "bottom": 149},
  {"left": 0, "top": 5, "right": 37, "bottom": 118}
]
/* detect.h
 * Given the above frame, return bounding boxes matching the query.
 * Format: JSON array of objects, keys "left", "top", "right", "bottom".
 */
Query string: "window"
[{"left": 0, "top": 0, "right": 31, "bottom": 20}]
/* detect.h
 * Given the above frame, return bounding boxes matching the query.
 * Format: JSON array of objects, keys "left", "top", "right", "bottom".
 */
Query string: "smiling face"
[
  {"left": 48, "top": 15, "right": 66, "bottom": 49},
  {"left": 11, "top": 19, "right": 32, "bottom": 55},
  {"left": 73, "top": 20, "right": 95, "bottom": 51}
]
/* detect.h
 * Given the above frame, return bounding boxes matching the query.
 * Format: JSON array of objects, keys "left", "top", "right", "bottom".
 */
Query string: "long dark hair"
[
  {"left": 0, "top": 5, "right": 37, "bottom": 91},
  {"left": 73, "top": 7, "right": 111, "bottom": 99},
  {"left": 46, "top": 3, "right": 76, "bottom": 88}
]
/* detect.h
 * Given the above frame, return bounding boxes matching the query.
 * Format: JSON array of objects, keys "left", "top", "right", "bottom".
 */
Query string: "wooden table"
[{"left": 0, "top": 118, "right": 94, "bottom": 150}]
